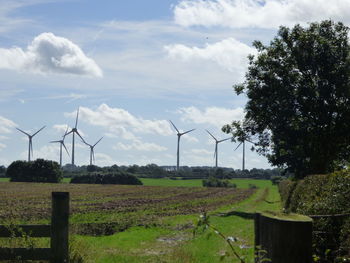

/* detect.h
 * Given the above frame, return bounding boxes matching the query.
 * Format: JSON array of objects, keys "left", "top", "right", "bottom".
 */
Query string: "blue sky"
[{"left": 1, "top": 0, "right": 349, "bottom": 168}]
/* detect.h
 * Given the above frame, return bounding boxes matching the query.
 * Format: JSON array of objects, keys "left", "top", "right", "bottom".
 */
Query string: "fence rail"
[{"left": 0, "top": 192, "right": 69, "bottom": 263}]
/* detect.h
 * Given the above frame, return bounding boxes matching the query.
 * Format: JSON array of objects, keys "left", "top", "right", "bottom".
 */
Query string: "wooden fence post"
[
  {"left": 51, "top": 192, "right": 69, "bottom": 263},
  {"left": 254, "top": 212, "right": 313, "bottom": 263}
]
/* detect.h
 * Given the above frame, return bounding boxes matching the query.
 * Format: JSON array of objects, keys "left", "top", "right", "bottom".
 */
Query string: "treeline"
[{"left": 61, "top": 163, "right": 285, "bottom": 180}]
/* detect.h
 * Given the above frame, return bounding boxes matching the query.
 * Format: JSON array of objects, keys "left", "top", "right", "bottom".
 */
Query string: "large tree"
[{"left": 223, "top": 20, "right": 350, "bottom": 178}]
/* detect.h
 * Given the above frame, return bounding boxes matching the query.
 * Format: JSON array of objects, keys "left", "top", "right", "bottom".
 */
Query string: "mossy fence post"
[
  {"left": 51, "top": 191, "right": 69, "bottom": 263},
  {"left": 254, "top": 212, "right": 313, "bottom": 263}
]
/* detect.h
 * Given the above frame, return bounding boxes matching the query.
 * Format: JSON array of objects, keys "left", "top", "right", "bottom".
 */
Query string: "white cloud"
[
  {"left": 165, "top": 37, "right": 255, "bottom": 73},
  {"left": 0, "top": 143, "right": 6, "bottom": 151},
  {"left": 114, "top": 140, "right": 167, "bottom": 152},
  {"left": 177, "top": 106, "right": 244, "bottom": 127},
  {"left": 67, "top": 104, "right": 173, "bottom": 140},
  {"left": 53, "top": 124, "right": 70, "bottom": 134},
  {"left": 93, "top": 153, "right": 116, "bottom": 167},
  {"left": 174, "top": 0, "right": 350, "bottom": 29},
  {"left": 188, "top": 148, "right": 212, "bottom": 155},
  {"left": 0, "top": 32, "right": 102, "bottom": 77},
  {"left": 0, "top": 116, "right": 16, "bottom": 133},
  {"left": 182, "top": 133, "right": 199, "bottom": 143}
]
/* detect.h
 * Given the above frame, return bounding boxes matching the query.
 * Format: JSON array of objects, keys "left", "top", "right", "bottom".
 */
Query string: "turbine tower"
[
  {"left": 66, "top": 108, "right": 85, "bottom": 165},
  {"left": 206, "top": 130, "right": 231, "bottom": 168},
  {"left": 50, "top": 127, "right": 69, "bottom": 167},
  {"left": 235, "top": 139, "right": 253, "bottom": 171},
  {"left": 83, "top": 137, "right": 103, "bottom": 166},
  {"left": 169, "top": 120, "right": 195, "bottom": 171},
  {"left": 16, "top": 126, "right": 46, "bottom": 162}
]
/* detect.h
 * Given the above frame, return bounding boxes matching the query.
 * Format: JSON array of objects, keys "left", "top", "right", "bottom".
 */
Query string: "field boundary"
[{"left": 0, "top": 192, "right": 69, "bottom": 262}]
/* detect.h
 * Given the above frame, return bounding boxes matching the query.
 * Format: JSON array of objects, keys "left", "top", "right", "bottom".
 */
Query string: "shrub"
[
  {"left": 270, "top": 175, "right": 284, "bottom": 185},
  {"left": 202, "top": 176, "right": 236, "bottom": 188},
  {"left": 70, "top": 172, "right": 143, "bottom": 185},
  {"left": 248, "top": 183, "right": 257, "bottom": 189},
  {"left": 7, "top": 159, "right": 62, "bottom": 183}
]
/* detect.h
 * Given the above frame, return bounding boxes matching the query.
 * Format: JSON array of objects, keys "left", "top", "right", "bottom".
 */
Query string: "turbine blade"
[
  {"left": 246, "top": 139, "right": 254, "bottom": 144},
  {"left": 16, "top": 128, "right": 30, "bottom": 136},
  {"left": 234, "top": 142, "right": 243, "bottom": 151},
  {"left": 63, "top": 126, "right": 69, "bottom": 138},
  {"left": 182, "top": 128, "right": 195, "bottom": 135},
  {"left": 93, "top": 137, "right": 103, "bottom": 147},
  {"left": 169, "top": 120, "right": 179, "bottom": 133},
  {"left": 32, "top": 126, "right": 46, "bottom": 137},
  {"left": 65, "top": 130, "right": 73, "bottom": 136},
  {"left": 92, "top": 149, "right": 95, "bottom": 162},
  {"left": 50, "top": 140, "right": 61, "bottom": 143},
  {"left": 76, "top": 130, "right": 86, "bottom": 143},
  {"left": 206, "top": 130, "right": 217, "bottom": 141},
  {"left": 213, "top": 149, "right": 216, "bottom": 159},
  {"left": 218, "top": 137, "right": 232, "bottom": 143},
  {"left": 75, "top": 108, "right": 80, "bottom": 128},
  {"left": 62, "top": 142, "right": 70, "bottom": 156}
]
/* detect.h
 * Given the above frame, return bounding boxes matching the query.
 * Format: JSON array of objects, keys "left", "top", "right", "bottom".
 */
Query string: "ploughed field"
[{"left": 0, "top": 182, "right": 254, "bottom": 235}]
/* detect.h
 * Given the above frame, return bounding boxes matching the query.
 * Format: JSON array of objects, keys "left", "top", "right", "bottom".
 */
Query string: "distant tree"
[
  {"left": 214, "top": 168, "right": 225, "bottom": 179},
  {"left": 223, "top": 20, "right": 350, "bottom": 178},
  {"left": 87, "top": 165, "right": 101, "bottom": 173},
  {"left": 30, "top": 159, "right": 62, "bottom": 183},
  {"left": 0, "top": 165, "right": 6, "bottom": 177},
  {"left": 7, "top": 159, "right": 62, "bottom": 183},
  {"left": 7, "top": 160, "right": 30, "bottom": 182}
]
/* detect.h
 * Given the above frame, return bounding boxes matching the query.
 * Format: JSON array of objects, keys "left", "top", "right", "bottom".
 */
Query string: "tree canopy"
[
  {"left": 7, "top": 159, "right": 62, "bottom": 183},
  {"left": 223, "top": 20, "right": 350, "bottom": 178}
]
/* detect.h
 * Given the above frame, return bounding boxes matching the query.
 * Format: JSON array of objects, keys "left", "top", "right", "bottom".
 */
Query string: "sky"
[{"left": 1, "top": 0, "right": 349, "bottom": 169}]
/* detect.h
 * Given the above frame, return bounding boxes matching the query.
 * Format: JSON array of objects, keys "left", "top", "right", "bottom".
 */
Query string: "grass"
[
  {"left": 0, "top": 178, "right": 281, "bottom": 262},
  {"left": 141, "top": 178, "right": 271, "bottom": 188}
]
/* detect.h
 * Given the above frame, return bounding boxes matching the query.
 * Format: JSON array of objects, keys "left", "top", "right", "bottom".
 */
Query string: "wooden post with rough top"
[
  {"left": 254, "top": 212, "right": 313, "bottom": 263},
  {"left": 51, "top": 192, "right": 69, "bottom": 263}
]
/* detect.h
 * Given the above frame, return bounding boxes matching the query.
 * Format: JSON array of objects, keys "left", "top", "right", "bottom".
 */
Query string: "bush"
[
  {"left": 270, "top": 175, "right": 284, "bottom": 185},
  {"left": 248, "top": 183, "right": 257, "bottom": 189},
  {"left": 202, "top": 176, "right": 236, "bottom": 188},
  {"left": 7, "top": 159, "right": 62, "bottom": 183},
  {"left": 278, "top": 171, "right": 350, "bottom": 261},
  {"left": 70, "top": 172, "right": 143, "bottom": 185}
]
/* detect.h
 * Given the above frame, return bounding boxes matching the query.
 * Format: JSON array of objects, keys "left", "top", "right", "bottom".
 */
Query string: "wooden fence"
[{"left": 0, "top": 192, "right": 69, "bottom": 262}]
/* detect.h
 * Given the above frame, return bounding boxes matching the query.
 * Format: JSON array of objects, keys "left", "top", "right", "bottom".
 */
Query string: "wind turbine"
[
  {"left": 50, "top": 127, "right": 70, "bottom": 167},
  {"left": 66, "top": 108, "right": 85, "bottom": 165},
  {"left": 16, "top": 126, "right": 46, "bottom": 162},
  {"left": 234, "top": 139, "right": 254, "bottom": 171},
  {"left": 206, "top": 130, "right": 232, "bottom": 168},
  {"left": 169, "top": 120, "right": 195, "bottom": 171},
  {"left": 83, "top": 137, "right": 103, "bottom": 166}
]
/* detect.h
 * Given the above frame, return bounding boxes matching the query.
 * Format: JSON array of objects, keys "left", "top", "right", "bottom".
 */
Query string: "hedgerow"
[
  {"left": 279, "top": 171, "right": 350, "bottom": 262},
  {"left": 202, "top": 176, "right": 236, "bottom": 188},
  {"left": 70, "top": 172, "right": 143, "bottom": 185}
]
